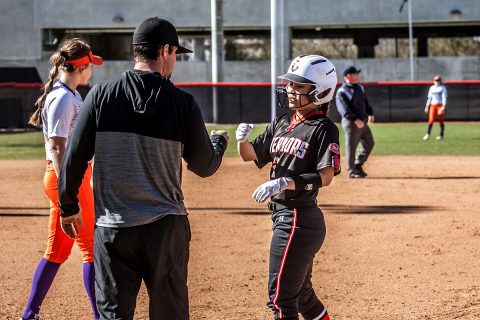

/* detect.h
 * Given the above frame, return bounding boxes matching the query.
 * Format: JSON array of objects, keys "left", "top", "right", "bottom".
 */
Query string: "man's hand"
[
  {"left": 60, "top": 211, "right": 83, "bottom": 239},
  {"left": 438, "top": 107, "right": 446, "bottom": 116},
  {"left": 252, "top": 177, "right": 290, "bottom": 203},
  {"left": 368, "top": 115, "right": 375, "bottom": 124},
  {"left": 211, "top": 130, "right": 229, "bottom": 142},
  {"left": 424, "top": 106, "right": 429, "bottom": 114},
  {"left": 235, "top": 123, "right": 254, "bottom": 142},
  {"left": 354, "top": 119, "right": 365, "bottom": 129}
]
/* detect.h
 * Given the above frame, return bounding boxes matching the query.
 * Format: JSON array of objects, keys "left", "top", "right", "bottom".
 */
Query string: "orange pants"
[
  {"left": 43, "top": 162, "right": 95, "bottom": 263},
  {"left": 428, "top": 104, "right": 445, "bottom": 125}
]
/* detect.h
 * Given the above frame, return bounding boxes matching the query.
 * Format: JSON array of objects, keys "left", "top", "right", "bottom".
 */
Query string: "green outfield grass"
[
  {"left": 209, "top": 122, "right": 480, "bottom": 157},
  {"left": 1, "top": 123, "right": 479, "bottom": 160},
  {"left": 0, "top": 131, "right": 45, "bottom": 159},
  {"left": 366, "top": 123, "right": 480, "bottom": 156}
]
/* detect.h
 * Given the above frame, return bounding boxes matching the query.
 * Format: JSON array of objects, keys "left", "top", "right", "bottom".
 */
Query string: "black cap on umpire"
[{"left": 343, "top": 66, "right": 361, "bottom": 76}]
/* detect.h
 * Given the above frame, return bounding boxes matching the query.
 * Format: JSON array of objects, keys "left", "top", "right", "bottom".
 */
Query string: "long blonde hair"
[{"left": 29, "top": 38, "right": 92, "bottom": 127}]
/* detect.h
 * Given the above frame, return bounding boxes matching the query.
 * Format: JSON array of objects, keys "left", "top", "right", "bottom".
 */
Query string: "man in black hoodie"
[{"left": 58, "top": 17, "right": 229, "bottom": 320}]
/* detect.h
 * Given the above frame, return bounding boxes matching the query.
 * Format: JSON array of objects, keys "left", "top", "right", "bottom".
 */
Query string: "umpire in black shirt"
[{"left": 335, "top": 66, "right": 375, "bottom": 178}]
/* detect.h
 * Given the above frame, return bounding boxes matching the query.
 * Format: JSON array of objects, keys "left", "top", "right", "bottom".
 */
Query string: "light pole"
[
  {"left": 407, "top": 0, "right": 414, "bottom": 81},
  {"left": 211, "top": 0, "right": 223, "bottom": 123},
  {"left": 400, "top": 0, "right": 415, "bottom": 81},
  {"left": 270, "top": 0, "right": 285, "bottom": 122},
  {"left": 270, "top": 0, "right": 277, "bottom": 121}
]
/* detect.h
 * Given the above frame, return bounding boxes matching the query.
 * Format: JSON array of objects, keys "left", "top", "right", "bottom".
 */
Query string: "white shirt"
[
  {"left": 41, "top": 80, "right": 83, "bottom": 161},
  {"left": 426, "top": 84, "right": 447, "bottom": 106}
]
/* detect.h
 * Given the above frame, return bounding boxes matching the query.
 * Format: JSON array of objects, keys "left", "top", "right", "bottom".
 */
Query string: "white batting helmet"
[{"left": 278, "top": 55, "right": 337, "bottom": 105}]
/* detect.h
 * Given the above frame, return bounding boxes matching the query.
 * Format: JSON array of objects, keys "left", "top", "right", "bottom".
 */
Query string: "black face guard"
[{"left": 276, "top": 86, "right": 314, "bottom": 109}]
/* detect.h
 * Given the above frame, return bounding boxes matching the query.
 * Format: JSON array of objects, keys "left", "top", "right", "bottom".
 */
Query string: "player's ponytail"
[
  {"left": 29, "top": 53, "right": 63, "bottom": 127},
  {"left": 29, "top": 38, "right": 91, "bottom": 127}
]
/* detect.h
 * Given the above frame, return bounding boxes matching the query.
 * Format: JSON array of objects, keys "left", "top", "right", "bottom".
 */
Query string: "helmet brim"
[{"left": 278, "top": 73, "right": 315, "bottom": 84}]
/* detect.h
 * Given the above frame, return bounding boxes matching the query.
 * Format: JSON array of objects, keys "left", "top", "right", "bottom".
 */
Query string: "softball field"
[{"left": 1, "top": 156, "right": 480, "bottom": 319}]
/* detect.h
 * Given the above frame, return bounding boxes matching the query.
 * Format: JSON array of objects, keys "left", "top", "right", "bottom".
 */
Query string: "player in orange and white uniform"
[
  {"left": 20, "top": 38, "right": 102, "bottom": 320},
  {"left": 423, "top": 75, "right": 448, "bottom": 140}
]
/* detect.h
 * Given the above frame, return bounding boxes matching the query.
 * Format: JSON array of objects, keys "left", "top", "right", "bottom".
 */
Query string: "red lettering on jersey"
[
  {"left": 270, "top": 137, "right": 309, "bottom": 159},
  {"left": 270, "top": 137, "right": 280, "bottom": 154},
  {"left": 328, "top": 143, "right": 340, "bottom": 155},
  {"left": 281, "top": 137, "right": 289, "bottom": 153},
  {"left": 289, "top": 138, "right": 302, "bottom": 156},
  {"left": 276, "top": 137, "right": 286, "bottom": 153},
  {"left": 283, "top": 137, "right": 296, "bottom": 154},
  {"left": 296, "top": 142, "right": 309, "bottom": 158},
  {"left": 271, "top": 156, "right": 280, "bottom": 179}
]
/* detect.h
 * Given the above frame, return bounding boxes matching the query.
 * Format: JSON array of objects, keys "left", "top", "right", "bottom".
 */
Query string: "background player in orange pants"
[
  {"left": 423, "top": 75, "right": 448, "bottom": 140},
  {"left": 21, "top": 38, "right": 103, "bottom": 320}
]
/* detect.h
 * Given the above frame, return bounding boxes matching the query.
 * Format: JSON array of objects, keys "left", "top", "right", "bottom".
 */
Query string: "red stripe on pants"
[{"left": 272, "top": 209, "right": 298, "bottom": 318}]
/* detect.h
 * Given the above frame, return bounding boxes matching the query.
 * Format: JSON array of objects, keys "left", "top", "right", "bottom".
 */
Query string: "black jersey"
[{"left": 252, "top": 112, "right": 341, "bottom": 203}]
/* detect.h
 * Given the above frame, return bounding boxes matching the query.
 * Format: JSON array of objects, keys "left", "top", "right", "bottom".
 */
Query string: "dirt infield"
[{"left": 1, "top": 156, "right": 480, "bottom": 320}]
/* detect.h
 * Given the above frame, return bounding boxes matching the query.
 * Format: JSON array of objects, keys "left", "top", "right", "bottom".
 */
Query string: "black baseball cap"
[
  {"left": 132, "top": 17, "right": 192, "bottom": 54},
  {"left": 343, "top": 66, "right": 361, "bottom": 76}
]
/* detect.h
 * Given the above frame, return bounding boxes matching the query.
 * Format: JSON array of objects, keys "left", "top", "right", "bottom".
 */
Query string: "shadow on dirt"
[
  {"left": 321, "top": 204, "right": 440, "bottom": 214},
  {"left": 0, "top": 207, "right": 48, "bottom": 210},
  {"left": 368, "top": 176, "right": 480, "bottom": 180},
  {"left": 0, "top": 213, "right": 48, "bottom": 217},
  {"left": 189, "top": 207, "right": 269, "bottom": 215},
  {"left": 189, "top": 205, "right": 442, "bottom": 215},
  {"left": 0, "top": 206, "right": 49, "bottom": 217},
  {"left": 0, "top": 206, "right": 442, "bottom": 216}
]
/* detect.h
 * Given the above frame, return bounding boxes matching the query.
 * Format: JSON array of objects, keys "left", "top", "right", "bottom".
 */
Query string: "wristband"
[{"left": 291, "top": 173, "right": 322, "bottom": 191}]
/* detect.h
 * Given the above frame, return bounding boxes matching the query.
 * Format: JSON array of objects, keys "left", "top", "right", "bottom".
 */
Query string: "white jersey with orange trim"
[
  {"left": 41, "top": 80, "right": 83, "bottom": 162},
  {"left": 427, "top": 84, "right": 448, "bottom": 106}
]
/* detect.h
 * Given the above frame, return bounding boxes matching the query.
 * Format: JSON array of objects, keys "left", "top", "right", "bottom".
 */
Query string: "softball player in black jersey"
[{"left": 236, "top": 55, "right": 340, "bottom": 320}]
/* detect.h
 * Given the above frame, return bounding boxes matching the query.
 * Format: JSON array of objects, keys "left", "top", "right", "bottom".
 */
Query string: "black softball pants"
[
  {"left": 267, "top": 202, "right": 330, "bottom": 320},
  {"left": 94, "top": 215, "right": 191, "bottom": 320}
]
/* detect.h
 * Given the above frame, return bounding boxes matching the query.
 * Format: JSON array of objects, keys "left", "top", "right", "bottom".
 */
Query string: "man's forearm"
[{"left": 58, "top": 97, "right": 97, "bottom": 218}]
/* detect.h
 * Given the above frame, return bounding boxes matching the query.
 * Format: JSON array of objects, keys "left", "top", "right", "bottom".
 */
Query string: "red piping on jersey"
[
  {"left": 286, "top": 110, "right": 324, "bottom": 132},
  {"left": 272, "top": 208, "right": 298, "bottom": 318}
]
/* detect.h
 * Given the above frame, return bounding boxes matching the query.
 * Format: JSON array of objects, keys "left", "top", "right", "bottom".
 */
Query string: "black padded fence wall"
[
  {"left": 0, "top": 83, "right": 479, "bottom": 128},
  {"left": 181, "top": 83, "right": 480, "bottom": 123},
  {"left": 0, "top": 87, "right": 41, "bottom": 129}
]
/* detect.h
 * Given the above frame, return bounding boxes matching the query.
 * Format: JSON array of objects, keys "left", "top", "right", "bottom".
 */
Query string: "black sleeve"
[
  {"left": 251, "top": 119, "right": 276, "bottom": 169},
  {"left": 58, "top": 86, "right": 98, "bottom": 217},
  {"left": 182, "top": 99, "right": 227, "bottom": 178},
  {"left": 316, "top": 122, "right": 341, "bottom": 176},
  {"left": 336, "top": 90, "right": 357, "bottom": 121},
  {"left": 365, "top": 92, "right": 374, "bottom": 116}
]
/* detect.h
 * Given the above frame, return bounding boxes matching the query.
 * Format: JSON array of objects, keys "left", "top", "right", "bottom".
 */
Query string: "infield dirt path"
[{"left": 1, "top": 156, "right": 480, "bottom": 319}]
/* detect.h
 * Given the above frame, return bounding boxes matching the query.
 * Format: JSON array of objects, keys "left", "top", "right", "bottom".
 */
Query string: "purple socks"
[
  {"left": 22, "top": 258, "right": 61, "bottom": 320},
  {"left": 22, "top": 259, "right": 99, "bottom": 320},
  {"left": 83, "top": 262, "right": 100, "bottom": 320}
]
